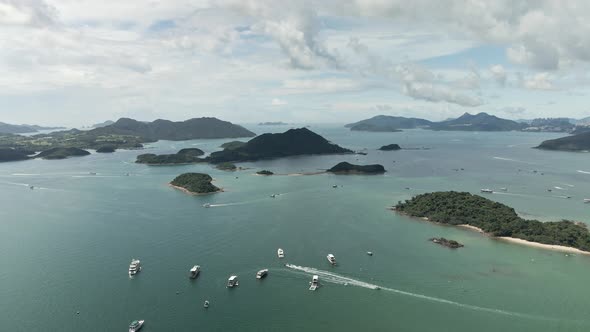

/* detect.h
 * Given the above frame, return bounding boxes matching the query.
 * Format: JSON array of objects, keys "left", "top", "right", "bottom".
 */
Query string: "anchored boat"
[{"left": 189, "top": 265, "right": 200, "bottom": 279}]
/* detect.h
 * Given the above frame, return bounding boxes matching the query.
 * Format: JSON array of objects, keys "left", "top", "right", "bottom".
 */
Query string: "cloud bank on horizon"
[{"left": 1, "top": 0, "right": 589, "bottom": 126}]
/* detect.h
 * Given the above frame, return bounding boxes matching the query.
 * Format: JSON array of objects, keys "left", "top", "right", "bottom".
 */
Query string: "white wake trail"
[{"left": 285, "top": 264, "right": 553, "bottom": 321}]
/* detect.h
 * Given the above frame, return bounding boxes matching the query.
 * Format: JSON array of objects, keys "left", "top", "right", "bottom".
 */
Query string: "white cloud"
[
  {"left": 281, "top": 78, "right": 365, "bottom": 94},
  {"left": 402, "top": 82, "right": 483, "bottom": 107},
  {"left": 271, "top": 98, "right": 287, "bottom": 106},
  {"left": 524, "top": 73, "right": 554, "bottom": 90},
  {"left": 489, "top": 64, "right": 507, "bottom": 86}
]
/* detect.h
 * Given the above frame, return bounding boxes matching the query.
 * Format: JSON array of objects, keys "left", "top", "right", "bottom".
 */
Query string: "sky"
[{"left": 1, "top": 0, "right": 590, "bottom": 126}]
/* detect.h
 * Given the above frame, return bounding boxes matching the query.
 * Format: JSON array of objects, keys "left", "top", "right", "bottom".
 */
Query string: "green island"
[
  {"left": 207, "top": 128, "right": 352, "bottom": 163},
  {"left": 36, "top": 147, "right": 91, "bottom": 160},
  {"left": 170, "top": 173, "right": 221, "bottom": 195},
  {"left": 0, "top": 148, "right": 34, "bottom": 162},
  {"left": 429, "top": 237, "right": 464, "bottom": 249},
  {"left": 327, "top": 162, "right": 385, "bottom": 174},
  {"left": 215, "top": 162, "right": 237, "bottom": 171},
  {"left": 220, "top": 141, "right": 246, "bottom": 150},
  {"left": 136, "top": 148, "right": 204, "bottom": 165},
  {"left": 395, "top": 191, "right": 590, "bottom": 252},
  {"left": 96, "top": 146, "right": 116, "bottom": 153},
  {"left": 379, "top": 144, "right": 401, "bottom": 151},
  {"left": 256, "top": 170, "right": 274, "bottom": 175}
]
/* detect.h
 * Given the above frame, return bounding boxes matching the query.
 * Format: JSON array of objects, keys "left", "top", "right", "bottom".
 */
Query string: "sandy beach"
[{"left": 169, "top": 183, "right": 223, "bottom": 196}]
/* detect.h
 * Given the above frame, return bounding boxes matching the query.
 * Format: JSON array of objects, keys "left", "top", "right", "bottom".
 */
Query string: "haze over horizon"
[{"left": 2, "top": 0, "right": 590, "bottom": 126}]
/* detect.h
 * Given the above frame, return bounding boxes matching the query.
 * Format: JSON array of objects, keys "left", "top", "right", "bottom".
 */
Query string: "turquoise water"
[{"left": 1, "top": 125, "right": 590, "bottom": 331}]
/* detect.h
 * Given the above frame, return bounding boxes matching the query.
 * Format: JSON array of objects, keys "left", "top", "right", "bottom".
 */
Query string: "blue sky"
[{"left": 0, "top": 0, "right": 589, "bottom": 126}]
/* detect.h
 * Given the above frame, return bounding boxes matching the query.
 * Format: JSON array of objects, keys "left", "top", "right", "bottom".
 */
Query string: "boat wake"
[
  {"left": 284, "top": 264, "right": 552, "bottom": 320},
  {"left": 492, "top": 157, "right": 535, "bottom": 164},
  {"left": 12, "top": 173, "right": 41, "bottom": 176},
  {"left": 577, "top": 170, "right": 590, "bottom": 175}
]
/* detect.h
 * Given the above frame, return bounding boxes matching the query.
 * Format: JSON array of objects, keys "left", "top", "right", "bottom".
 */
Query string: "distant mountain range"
[
  {"left": 89, "top": 117, "right": 256, "bottom": 141},
  {"left": 346, "top": 113, "right": 524, "bottom": 132},
  {"left": 91, "top": 120, "right": 115, "bottom": 128},
  {"left": 0, "top": 122, "right": 65, "bottom": 134}
]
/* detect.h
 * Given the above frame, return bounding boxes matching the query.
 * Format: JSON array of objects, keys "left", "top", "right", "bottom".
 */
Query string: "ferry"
[
  {"left": 128, "top": 320, "right": 144, "bottom": 332},
  {"left": 129, "top": 259, "right": 141, "bottom": 276},
  {"left": 480, "top": 189, "right": 493, "bottom": 193},
  {"left": 189, "top": 265, "right": 200, "bottom": 279},
  {"left": 227, "top": 275, "right": 239, "bottom": 288},
  {"left": 309, "top": 275, "right": 319, "bottom": 291},
  {"left": 277, "top": 248, "right": 284, "bottom": 258},
  {"left": 256, "top": 269, "right": 268, "bottom": 279},
  {"left": 327, "top": 254, "right": 336, "bottom": 265}
]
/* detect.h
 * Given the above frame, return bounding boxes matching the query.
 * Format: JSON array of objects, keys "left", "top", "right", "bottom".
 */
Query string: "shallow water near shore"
[{"left": 1, "top": 125, "right": 590, "bottom": 331}]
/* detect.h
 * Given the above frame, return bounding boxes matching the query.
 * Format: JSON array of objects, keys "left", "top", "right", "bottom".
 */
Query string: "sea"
[{"left": 1, "top": 124, "right": 590, "bottom": 331}]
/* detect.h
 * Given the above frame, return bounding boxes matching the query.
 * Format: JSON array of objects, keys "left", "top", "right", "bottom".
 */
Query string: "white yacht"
[
  {"left": 256, "top": 269, "right": 268, "bottom": 279},
  {"left": 128, "top": 320, "right": 144, "bottom": 332},
  {"left": 227, "top": 275, "right": 239, "bottom": 288},
  {"left": 277, "top": 248, "right": 284, "bottom": 258},
  {"left": 128, "top": 259, "right": 141, "bottom": 276},
  {"left": 327, "top": 254, "right": 336, "bottom": 265},
  {"left": 309, "top": 275, "right": 319, "bottom": 291},
  {"left": 189, "top": 265, "right": 200, "bottom": 279},
  {"left": 480, "top": 189, "right": 493, "bottom": 193}
]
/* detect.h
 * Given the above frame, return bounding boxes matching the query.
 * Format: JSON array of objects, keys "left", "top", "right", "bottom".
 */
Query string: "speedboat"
[
  {"left": 189, "top": 265, "right": 200, "bottom": 279},
  {"left": 204, "top": 300, "right": 210, "bottom": 308},
  {"left": 256, "top": 269, "right": 268, "bottom": 279},
  {"left": 227, "top": 275, "right": 239, "bottom": 288},
  {"left": 584, "top": 199, "right": 590, "bottom": 204},
  {"left": 129, "top": 259, "right": 141, "bottom": 276},
  {"left": 327, "top": 254, "right": 336, "bottom": 265},
  {"left": 309, "top": 275, "right": 319, "bottom": 291},
  {"left": 332, "top": 185, "right": 338, "bottom": 188},
  {"left": 480, "top": 189, "right": 493, "bottom": 193},
  {"left": 128, "top": 320, "right": 144, "bottom": 332},
  {"left": 270, "top": 194, "right": 276, "bottom": 198},
  {"left": 277, "top": 248, "right": 284, "bottom": 258},
  {"left": 203, "top": 203, "right": 211, "bottom": 208},
  {"left": 367, "top": 251, "right": 373, "bottom": 256}
]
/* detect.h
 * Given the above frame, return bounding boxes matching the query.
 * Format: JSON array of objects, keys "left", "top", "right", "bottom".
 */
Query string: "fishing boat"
[
  {"left": 189, "top": 265, "right": 200, "bottom": 279},
  {"left": 256, "top": 269, "right": 268, "bottom": 279},
  {"left": 128, "top": 320, "right": 144, "bottom": 332},
  {"left": 227, "top": 275, "right": 239, "bottom": 288},
  {"left": 309, "top": 275, "right": 319, "bottom": 291},
  {"left": 327, "top": 254, "right": 336, "bottom": 265},
  {"left": 277, "top": 248, "right": 284, "bottom": 258}
]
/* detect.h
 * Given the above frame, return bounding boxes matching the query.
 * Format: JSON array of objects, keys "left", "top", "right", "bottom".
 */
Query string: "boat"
[
  {"left": 480, "top": 189, "right": 493, "bottom": 193},
  {"left": 309, "top": 275, "right": 319, "bottom": 291},
  {"left": 203, "top": 203, "right": 211, "bottom": 208},
  {"left": 129, "top": 259, "right": 141, "bottom": 276},
  {"left": 29, "top": 185, "right": 34, "bottom": 190},
  {"left": 584, "top": 199, "right": 590, "bottom": 204},
  {"left": 128, "top": 320, "right": 144, "bottom": 332},
  {"left": 89, "top": 172, "right": 97, "bottom": 175},
  {"left": 332, "top": 185, "right": 338, "bottom": 188},
  {"left": 204, "top": 300, "right": 210, "bottom": 308},
  {"left": 270, "top": 194, "right": 276, "bottom": 198},
  {"left": 277, "top": 248, "right": 284, "bottom": 258},
  {"left": 189, "top": 265, "right": 200, "bottom": 279},
  {"left": 327, "top": 254, "right": 336, "bottom": 265},
  {"left": 367, "top": 251, "right": 373, "bottom": 256},
  {"left": 500, "top": 188, "right": 508, "bottom": 192},
  {"left": 256, "top": 269, "right": 268, "bottom": 279},
  {"left": 227, "top": 275, "right": 239, "bottom": 288}
]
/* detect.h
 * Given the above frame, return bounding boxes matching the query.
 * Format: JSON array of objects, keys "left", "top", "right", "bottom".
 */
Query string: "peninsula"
[
  {"left": 136, "top": 148, "right": 204, "bottom": 165},
  {"left": 395, "top": 191, "right": 590, "bottom": 253},
  {"left": 536, "top": 131, "right": 590, "bottom": 151},
  {"left": 327, "top": 162, "right": 385, "bottom": 174},
  {"left": 170, "top": 173, "right": 221, "bottom": 195},
  {"left": 207, "top": 128, "right": 352, "bottom": 163}
]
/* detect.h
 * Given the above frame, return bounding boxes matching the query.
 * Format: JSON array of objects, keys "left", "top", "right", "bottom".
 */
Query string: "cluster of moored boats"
[{"left": 481, "top": 188, "right": 590, "bottom": 203}]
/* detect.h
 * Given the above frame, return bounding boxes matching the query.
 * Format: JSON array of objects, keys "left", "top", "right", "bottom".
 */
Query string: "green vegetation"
[
  {"left": 537, "top": 132, "right": 590, "bottom": 151},
  {"left": 327, "top": 162, "right": 385, "bottom": 174},
  {"left": 220, "top": 141, "right": 246, "bottom": 150},
  {"left": 208, "top": 128, "right": 352, "bottom": 163},
  {"left": 430, "top": 237, "right": 464, "bottom": 249},
  {"left": 96, "top": 146, "right": 116, "bottom": 153},
  {"left": 36, "top": 147, "right": 90, "bottom": 160},
  {"left": 0, "top": 130, "right": 144, "bottom": 152},
  {"left": 170, "top": 173, "right": 220, "bottom": 194},
  {"left": 256, "top": 170, "right": 274, "bottom": 175},
  {"left": 379, "top": 144, "right": 401, "bottom": 151},
  {"left": 346, "top": 115, "right": 431, "bottom": 132},
  {"left": 429, "top": 113, "right": 525, "bottom": 131},
  {"left": 136, "top": 148, "right": 204, "bottom": 165},
  {"left": 0, "top": 148, "right": 32, "bottom": 162},
  {"left": 396, "top": 191, "right": 590, "bottom": 251},
  {"left": 216, "top": 162, "right": 237, "bottom": 171}
]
